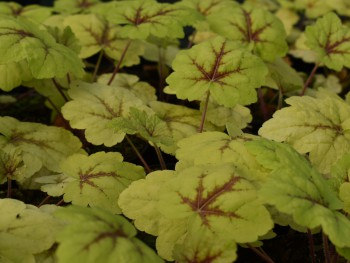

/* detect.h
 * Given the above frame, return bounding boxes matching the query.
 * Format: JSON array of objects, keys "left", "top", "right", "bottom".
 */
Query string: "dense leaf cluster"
[{"left": 1, "top": 0, "right": 350, "bottom": 262}]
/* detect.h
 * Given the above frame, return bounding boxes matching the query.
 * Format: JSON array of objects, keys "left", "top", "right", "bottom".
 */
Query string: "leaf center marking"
[
  {"left": 180, "top": 174, "right": 242, "bottom": 225},
  {"left": 124, "top": 6, "right": 177, "bottom": 26},
  {"left": 190, "top": 41, "right": 242, "bottom": 86},
  {"left": 77, "top": 0, "right": 95, "bottom": 8},
  {"left": 83, "top": 229, "right": 127, "bottom": 251},
  {"left": 324, "top": 33, "right": 350, "bottom": 56},
  {"left": 196, "top": 0, "right": 221, "bottom": 16}
]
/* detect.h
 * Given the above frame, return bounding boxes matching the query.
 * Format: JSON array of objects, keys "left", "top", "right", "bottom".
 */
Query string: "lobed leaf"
[
  {"left": 0, "top": 16, "right": 84, "bottom": 79},
  {"left": 0, "top": 116, "right": 82, "bottom": 174},
  {"left": 0, "top": 60, "right": 32, "bottom": 91},
  {"left": 158, "top": 164, "right": 273, "bottom": 244},
  {"left": 208, "top": 5, "right": 288, "bottom": 61},
  {"left": 98, "top": 73, "right": 156, "bottom": 104},
  {"left": 61, "top": 152, "right": 145, "bottom": 214},
  {"left": 54, "top": 205, "right": 163, "bottom": 263},
  {"left": 247, "top": 139, "right": 350, "bottom": 247},
  {"left": 0, "top": 148, "right": 41, "bottom": 185},
  {"left": 294, "top": 0, "right": 333, "bottom": 18},
  {"left": 118, "top": 170, "right": 188, "bottom": 260},
  {"left": 179, "top": 0, "right": 239, "bottom": 35},
  {"left": 54, "top": 0, "right": 100, "bottom": 14},
  {"left": 150, "top": 101, "right": 219, "bottom": 154},
  {"left": 201, "top": 99, "right": 252, "bottom": 128},
  {"left": 63, "top": 14, "right": 144, "bottom": 65},
  {"left": 107, "top": 0, "right": 199, "bottom": 40},
  {"left": 175, "top": 132, "right": 267, "bottom": 184},
  {"left": 62, "top": 81, "right": 148, "bottom": 147},
  {"left": 265, "top": 58, "right": 303, "bottom": 92},
  {"left": 109, "top": 107, "right": 174, "bottom": 148},
  {"left": 165, "top": 36, "right": 268, "bottom": 107},
  {"left": 259, "top": 94, "right": 350, "bottom": 173},
  {"left": 0, "top": 2, "right": 52, "bottom": 23},
  {"left": 0, "top": 199, "right": 60, "bottom": 263},
  {"left": 172, "top": 223, "right": 237, "bottom": 263},
  {"left": 305, "top": 12, "right": 350, "bottom": 71}
]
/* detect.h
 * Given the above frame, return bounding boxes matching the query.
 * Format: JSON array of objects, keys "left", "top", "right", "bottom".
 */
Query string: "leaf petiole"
[
  {"left": 300, "top": 62, "right": 320, "bottom": 96},
  {"left": 125, "top": 135, "right": 151, "bottom": 173},
  {"left": 154, "top": 144, "right": 166, "bottom": 170},
  {"left": 198, "top": 90, "right": 210, "bottom": 133},
  {"left": 108, "top": 40, "right": 132, "bottom": 85},
  {"left": 92, "top": 50, "right": 104, "bottom": 82}
]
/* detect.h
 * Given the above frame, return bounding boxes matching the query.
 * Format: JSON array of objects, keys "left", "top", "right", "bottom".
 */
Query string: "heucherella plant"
[{"left": 3, "top": 0, "right": 350, "bottom": 262}]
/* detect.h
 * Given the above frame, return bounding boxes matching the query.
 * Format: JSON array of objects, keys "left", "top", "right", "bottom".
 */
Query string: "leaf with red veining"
[
  {"left": 106, "top": 0, "right": 200, "bottom": 40},
  {"left": 0, "top": 116, "right": 82, "bottom": 174},
  {"left": 158, "top": 164, "right": 273, "bottom": 244},
  {"left": 63, "top": 14, "right": 143, "bottom": 65},
  {"left": 259, "top": 93, "right": 350, "bottom": 173},
  {"left": 54, "top": 0, "right": 100, "bottom": 14},
  {"left": 173, "top": 222, "right": 237, "bottom": 263},
  {"left": 247, "top": 139, "right": 350, "bottom": 248},
  {"left": 55, "top": 205, "right": 163, "bottom": 263},
  {"left": 0, "top": 2, "right": 52, "bottom": 23},
  {"left": 305, "top": 12, "right": 350, "bottom": 71},
  {"left": 61, "top": 152, "right": 145, "bottom": 214},
  {"left": 208, "top": 5, "right": 288, "bottom": 61},
  {"left": 62, "top": 81, "right": 149, "bottom": 147},
  {"left": 0, "top": 16, "right": 84, "bottom": 79},
  {"left": 165, "top": 36, "right": 267, "bottom": 107}
]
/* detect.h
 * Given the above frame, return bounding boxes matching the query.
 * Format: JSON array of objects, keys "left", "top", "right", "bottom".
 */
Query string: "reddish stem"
[
  {"left": 198, "top": 90, "right": 210, "bottom": 133},
  {"left": 107, "top": 40, "right": 132, "bottom": 85},
  {"left": 300, "top": 62, "right": 320, "bottom": 96}
]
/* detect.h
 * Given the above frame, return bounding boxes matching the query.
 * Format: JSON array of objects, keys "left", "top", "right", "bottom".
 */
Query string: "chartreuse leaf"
[
  {"left": 0, "top": 116, "right": 82, "bottom": 174},
  {"left": 61, "top": 152, "right": 144, "bottom": 214},
  {"left": 259, "top": 94, "right": 350, "bottom": 173},
  {"left": 54, "top": 205, "right": 163, "bottom": 263},
  {"left": 109, "top": 107, "right": 174, "bottom": 149},
  {"left": 329, "top": 154, "right": 350, "bottom": 214},
  {"left": 142, "top": 38, "right": 179, "bottom": 67},
  {"left": 119, "top": 164, "right": 273, "bottom": 261},
  {"left": 0, "top": 148, "right": 41, "bottom": 185},
  {"left": 0, "top": 2, "right": 52, "bottom": 23},
  {"left": 275, "top": 7, "right": 299, "bottom": 35},
  {"left": 165, "top": 37, "right": 268, "bottom": 107},
  {"left": 208, "top": 5, "right": 288, "bottom": 61},
  {"left": 107, "top": 0, "right": 199, "bottom": 40},
  {"left": 62, "top": 81, "right": 148, "bottom": 147},
  {"left": 63, "top": 14, "right": 144, "bottom": 65},
  {"left": 98, "top": 73, "right": 157, "bottom": 104},
  {"left": 328, "top": 0, "right": 350, "bottom": 16},
  {"left": 158, "top": 163, "right": 273, "bottom": 248},
  {"left": 36, "top": 174, "right": 74, "bottom": 197},
  {"left": 118, "top": 170, "right": 188, "bottom": 260},
  {"left": 172, "top": 222, "right": 237, "bottom": 263},
  {"left": 149, "top": 101, "right": 219, "bottom": 154},
  {"left": 0, "top": 199, "right": 60, "bottom": 263},
  {"left": 265, "top": 58, "right": 303, "bottom": 92},
  {"left": 175, "top": 132, "right": 268, "bottom": 184},
  {"left": 243, "top": 0, "right": 279, "bottom": 10},
  {"left": 119, "top": 170, "right": 175, "bottom": 236},
  {"left": 54, "top": 0, "right": 100, "bottom": 14},
  {"left": 313, "top": 74, "right": 342, "bottom": 94},
  {"left": 0, "top": 60, "right": 32, "bottom": 91},
  {"left": 0, "top": 16, "right": 84, "bottom": 79},
  {"left": 180, "top": 0, "right": 239, "bottom": 18},
  {"left": 247, "top": 139, "right": 350, "bottom": 248},
  {"left": 294, "top": 0, "right": 332, "bottom": 18},
  {"left": 201, "top": 99, "right": 252, "bottom": 128},
  {"left": 179, "top": 0, "right": 239, "bottom": 37},
  {"left": 305, "top": 12, "right": 350, "bottom": 71}
]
